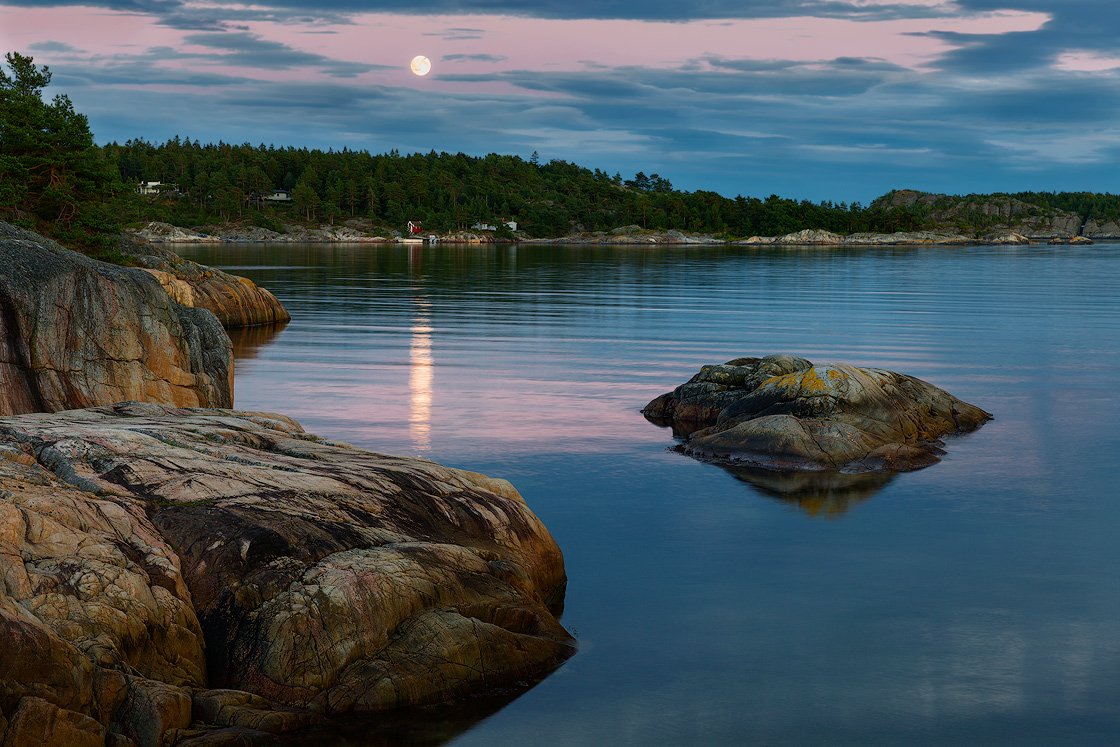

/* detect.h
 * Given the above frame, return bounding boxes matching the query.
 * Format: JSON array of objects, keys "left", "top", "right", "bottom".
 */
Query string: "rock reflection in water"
[
  {"left": 648, "top": 414, "right": 895, "bottom": 516},
  {"left": 642, "top": 414, "right": 701, "bottom": 440},
  {"left": 229, "top": 321, "right": 289, "bottom": 361},
  {"left": 724, "top": 464, "right": 896, "bottom": 517},
  {"left": 276, "top": 690, "right": 525, "bottom": 746}
]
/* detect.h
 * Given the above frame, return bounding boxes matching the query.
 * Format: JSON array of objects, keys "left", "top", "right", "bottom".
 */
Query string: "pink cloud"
[
  {"left": 262, "top": 11, "right": 1051, "bottom": 79},
  {"left": 1, "top": 4, "right": 1050, "bottom": 94},
  {"left": 1054, "top": 51, "right": 1120, "bottom": 72}
]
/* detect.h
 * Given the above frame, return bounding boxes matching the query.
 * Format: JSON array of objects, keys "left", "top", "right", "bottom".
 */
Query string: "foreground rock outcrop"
[
  {"left": 644, "top": 355, "right": 991, "bottom": 473},
  {"left": 0, "top": 403, "right": 573, "bottom": 744},
  {"left": 120, "top": 236, "right": 290, "bottom": 329},
  {"left": 0, "top": 222, "right": 232, "bottom": 416}
]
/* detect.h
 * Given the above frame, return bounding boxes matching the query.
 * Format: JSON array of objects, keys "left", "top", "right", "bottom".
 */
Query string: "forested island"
[{"left": 4, "top": 49, "right": 1120, "bottom": 257}]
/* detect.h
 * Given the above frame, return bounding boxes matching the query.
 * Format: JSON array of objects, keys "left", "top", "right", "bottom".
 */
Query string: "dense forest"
[
  {"left": 105, "top": 137, "right": 893, "bottom": 238},
  {"left": 4, "top": 50, "right": 1120, "bottom": 257},
  {"left": 103, "top": 140, "right": 1120, "bottom": 239}
]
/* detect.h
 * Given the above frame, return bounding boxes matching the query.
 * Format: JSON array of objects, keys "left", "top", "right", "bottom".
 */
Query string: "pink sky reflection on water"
[{"left": 234, "top": 356, "right": 668, "bottom": 458}]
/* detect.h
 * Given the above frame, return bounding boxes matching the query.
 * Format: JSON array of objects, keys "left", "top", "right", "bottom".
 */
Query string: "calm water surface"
[{"left": 180, "top": 243, "right": 1120, "bottom": 746}]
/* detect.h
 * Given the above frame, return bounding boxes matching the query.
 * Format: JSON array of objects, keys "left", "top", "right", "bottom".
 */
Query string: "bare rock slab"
[
  {"left": 0, "top": 402, "right": 573, "bottom": 738},
  {"left": 644, "top": 355, "right": 991, "bottom": 473}
]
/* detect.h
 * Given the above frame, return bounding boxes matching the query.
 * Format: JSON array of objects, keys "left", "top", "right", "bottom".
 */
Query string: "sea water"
[{"left": 179, "top": 242, "right": 1120, "bottom": 746}]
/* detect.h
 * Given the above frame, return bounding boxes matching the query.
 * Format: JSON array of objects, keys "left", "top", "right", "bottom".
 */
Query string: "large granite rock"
[
  {"left": 0, "top": 403, "right": 572, "bottom": 745},
  {"left": 120, "top": 236, "right": 290, "bottom": 329},
  {"left": 644, "top": 354, "right": 991, "bottom": 473},
  {"left": 0, "top": 222, "right": 232, "bottom": 416}
]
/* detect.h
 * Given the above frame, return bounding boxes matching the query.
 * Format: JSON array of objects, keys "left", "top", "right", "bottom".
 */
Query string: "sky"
[{"left": 1, "top": 0, "right": 1118, "bottom": 202}]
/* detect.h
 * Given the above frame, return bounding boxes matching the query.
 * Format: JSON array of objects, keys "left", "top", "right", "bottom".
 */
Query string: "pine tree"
[{"left": 0, "top": 51, "right": 125, "bottom": 254}]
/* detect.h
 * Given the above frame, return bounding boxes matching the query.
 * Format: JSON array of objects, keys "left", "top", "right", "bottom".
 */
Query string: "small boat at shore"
[
  {"left": 401, "top": 221, "right": 439, "bottom": 244},
  {"left": 399, "top": 234, "right": 439, "bottom": 245}
]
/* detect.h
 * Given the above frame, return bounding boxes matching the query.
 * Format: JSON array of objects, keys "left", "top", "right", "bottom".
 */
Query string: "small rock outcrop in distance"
[
  {"left": 120, "top": 235, "right": 291, "bottom": 328},
  {"left": 982, "top": 231, "right": 1032, "bottom": 245},
  {"left": 644, "top": 354, "right": 991, "bottom": 473},
  {"left": 738, "top": 229, "right": 1025, "bottom": 247},
  {"left": 0, "top": 403, "right": 574, "bottom": 744},
  {"left": 521, "top": 227, "right": 723, "bottom": 245},
  {"left": 773, "top": 229, "right": 844, "bottom": 245},
  {"left": 0, "top": 222, "right": 232, "bottom": 416},
  {"left": 842, "top": 231, "right": 974, "bottom": 246}
]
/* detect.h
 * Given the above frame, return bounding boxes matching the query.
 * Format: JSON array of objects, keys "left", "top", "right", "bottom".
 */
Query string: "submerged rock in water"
[
  {"left": 0, "top": 403, "right": 573, "bottom": 744},
  {"left": 643, "top": 355, "right": 991, "bottom": 473},
  {"left": 0, "top": 222, "right": 232, "bottom": 416}
]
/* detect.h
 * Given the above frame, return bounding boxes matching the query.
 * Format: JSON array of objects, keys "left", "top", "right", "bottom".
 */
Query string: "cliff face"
[
  {"left": 0, "top": 223, "right": 233, "bottom": 416},
  {"left": 873, "top": 190, "right": 1084, "bottom": 239},
  {"left": 120, "top": 236, "right": 290, "bottom": 329},
  {"left": 0, "top": 403, "right": 573, "bottom": 744},
  {"left": 1082, "top": 218, "right": 1120, "bottom": 239}
]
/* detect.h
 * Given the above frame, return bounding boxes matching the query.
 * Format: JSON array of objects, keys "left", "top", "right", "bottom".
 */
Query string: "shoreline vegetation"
[{"left": 4, "top": 50, "right": 1117, "bottom": 262}]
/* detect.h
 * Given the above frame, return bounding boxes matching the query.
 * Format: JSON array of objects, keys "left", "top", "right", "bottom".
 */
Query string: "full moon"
[{"left": 410, "top": 55, "right": 432, "bottom": 77}]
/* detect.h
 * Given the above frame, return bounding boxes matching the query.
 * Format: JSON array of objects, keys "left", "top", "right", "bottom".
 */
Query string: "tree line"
[
  {"left": 4, "top": 50, "right": 1119, "bottom": 259},
  {"left": 106, "top": 137, "right": 900, "bottom": 238}
]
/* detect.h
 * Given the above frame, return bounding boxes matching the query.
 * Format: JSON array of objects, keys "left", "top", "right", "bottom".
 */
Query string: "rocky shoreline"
[
  {"left": 133, "top": 220, "right": 1109, "bottom": 247},
  {"left": 528, "top": 227, "right": 1099, "bottom": 246},
  {"left": 1, "top": 222, "right": 574, "bottom": 745},
  {"left": 131, "top": 221, "right": 508, "bottom": 246}
]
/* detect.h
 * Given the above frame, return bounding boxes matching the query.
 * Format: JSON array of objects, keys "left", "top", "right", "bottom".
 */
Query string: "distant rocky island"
[{"left": 131, "top": 187, "right": 1120, "bottom": 247}]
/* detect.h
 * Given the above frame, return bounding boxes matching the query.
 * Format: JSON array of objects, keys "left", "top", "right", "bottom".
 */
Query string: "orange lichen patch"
[
  {"left": 790, "top": 367, "right": 836, "bottom": 394},
  {"left": 761, "top": 368, "right": 833, "bottom": 394},
  {"left": 760, "top": 366, "right": 852, "bottom": 398}
]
